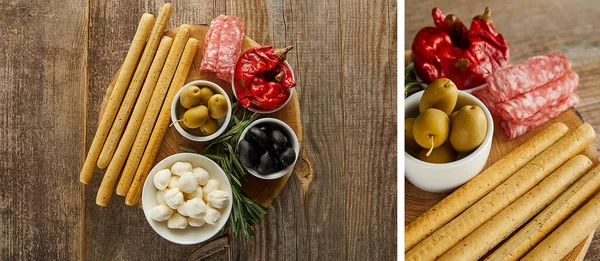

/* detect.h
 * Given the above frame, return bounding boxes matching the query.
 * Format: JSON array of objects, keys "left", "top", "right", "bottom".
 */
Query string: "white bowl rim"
[
  {"left": 171, "top": 80, "right": 232, "bottom": 142},
  {"left": 404, "top": 90, "right": 494, "bottom": 168},
  {"left": 141, "top": 153, "right": 233, "bottom": 245},
  {"left": 231, "top": 60, "right": 295, "bottom": 114},
  {"left": 237, "top": 118, "right": 300, "bottom": 180}
]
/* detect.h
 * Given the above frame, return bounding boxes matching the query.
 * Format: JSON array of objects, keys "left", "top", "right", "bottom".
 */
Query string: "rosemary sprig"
[
  {"left": 179, "top": 102, "right": 266, "bottom": 239},
  {"left": 405, "top": 62, "right": 426, "bottom": 97}
]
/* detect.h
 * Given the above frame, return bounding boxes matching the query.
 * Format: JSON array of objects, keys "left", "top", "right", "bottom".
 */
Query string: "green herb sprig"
[
  {"left": 178, "top": 103, "right": 266, "bottom": 239},
  {"left": 405, "top": 62, "right": 426, "bottom": 97}
]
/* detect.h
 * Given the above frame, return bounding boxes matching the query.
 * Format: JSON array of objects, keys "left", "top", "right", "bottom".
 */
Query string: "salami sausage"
[
  {"left": 496, "top": 71, "right": 579, "bottom": 123},
  {"left": 215, "top": 16, "right": 244, "bottom": 82},
  {"left": 486, "top": 52, "right": 571, "bottom": 104},
  {"left": 200, "top": 15, "right": 226, "bottom": 73},
  {"left": 471, "top": 87, "right": 499, "bottom": 116}
]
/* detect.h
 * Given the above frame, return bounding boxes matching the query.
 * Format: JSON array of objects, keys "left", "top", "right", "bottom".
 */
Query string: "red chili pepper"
[
  {"left": 234, "top": 46, "right": 296, "bottom": 110},
  {"left": 411, "top": 7, "right": 509, "bottom": 90}
]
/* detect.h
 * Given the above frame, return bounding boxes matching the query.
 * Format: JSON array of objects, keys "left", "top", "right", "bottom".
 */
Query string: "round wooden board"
[{"left": 404, "top": 51, "right": 596, "bottom": 260}]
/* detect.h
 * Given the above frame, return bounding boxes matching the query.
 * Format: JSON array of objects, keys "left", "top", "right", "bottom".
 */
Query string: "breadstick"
[
  {"left": 405, "top": 122, "right": 569, "bottom": 250},
  {"left": 98, "top": 68, "right": 120, "bottom": 124},
  {"left": 95, "top": 36, "right": 173, "bottom": 205},
  {"left": 125, "top": 37, "right": 199, "bottom": 206},
  {"left": 439, "top": 155, "right": 592, "bottom": 261},
  {"left": 116, "top": 24, "right": 190, "bottom": 203},
  {"left": 97, "top": 3, "right": 173, "bottom": 168},
  {"left": 79, "top": 13, "right": 154, "bottom": 184},
  {"left": 486, "top": 164, "right": 600, "bottom": 261},
  {"left": 406, "top": 123, "right": 595, "bottom": 261}
]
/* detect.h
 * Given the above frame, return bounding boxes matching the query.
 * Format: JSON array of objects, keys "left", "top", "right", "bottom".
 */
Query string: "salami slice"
[
  {"left": 496, "top": 71, "right": 579, "bottom": 123},
  {"left": 501, "top": 94, "right": 580, "bottom": 140},
  {"left": 471, "top": 87, "right": 499, "bottom": 116},
  {"left": 486, "top": 52, "right": 571, "bottom": 104},
  {"left": 200, "top": 15, "right": 226, "bottom": 73},
  {"left": 215, "top": 16, "right": 244, "bottom": 82}
]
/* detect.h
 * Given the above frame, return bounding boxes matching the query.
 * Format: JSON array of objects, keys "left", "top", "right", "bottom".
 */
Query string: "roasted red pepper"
[
  {"left": 412, "top": 7, "right": 509, "bottom": 90},
  {"left": 234, "top": 46, "right": 296, "bottom": 110}
]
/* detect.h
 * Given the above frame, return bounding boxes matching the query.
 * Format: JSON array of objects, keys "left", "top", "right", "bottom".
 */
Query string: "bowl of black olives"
[
  {"left": 171, "top": 80, "right": 232, "bottom": 142},
  {"left": 237, "top": 118, "right": 299, "bottom": 180}
]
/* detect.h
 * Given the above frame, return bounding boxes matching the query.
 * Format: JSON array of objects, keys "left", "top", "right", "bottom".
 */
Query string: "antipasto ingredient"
[
  {"left": 486, "top": 52, "right": 571, "bottom": 104},
  {"left": 188, "top": 217, "right": 205, "bottom": 227},
  {"left": 200, "top": 16, "right": 224, "bottom": 73},
  {"left": 487, "top": 164, "right": 600, "bottom": 261},
  {"left": 405, "top": 123, "right": 595, "bottom": 260},
  {"left": 177, "top": 203, "right": 188, "bottom": 216},
  {"left": 185, "top": 187, "right": 203, "bottom": 200},
  {"left": 417, "top": 141, "right": 456, "bottom": 164},
  {"left": 404, "top": 117, "right": 420, "bottom": 150},
  {"left": 80, "top": 13, "right": 154, "bottom": 185},
  {"left": 153, "top": 169, "right": 172, "bottom": 190},
  {"left": 234, "top": 46, "right": 296, "bottom": 110},
  {"left": 246, "top": 127, "right": 269, "bottom": 153},
  {"left": 180, "top": 105, "right": 209, "bottom": 128},
  {"left": 238, "top": 139, "right": 258, "bottom": 168},
  {"left": 125, "top": 37, "right": 199, "bottom": 206},
  {"left": 180, "top": 85, "right": 203, "bottom": 109},
  {"left": 412, "top": 7, "right": 509, "bottom": 90},
  {"left": 157, "top": 190, "right": 167, "bottom": 205},
  {"left": 522, "top": 189, "right": 600, "bottom": 260},
  {"left": 439, "top": 155, "right": 592, "bottom": 261},
  {"left": 207, "top": 94, "right": 228, "bottom": 119},
  {"left": 198, "top": 87, "right": 214, "bottom": 105},
  {"left": 203, "top": 179, "right": 220, "bottom": 199},
  {"left": 449, "top": 105, "right": 487, "bottom": 152},
  {"left": 171, "top": 161, "right": 193, "bottom": 176},
  {"left": 167, "top": 213, "right": 188, "bottom": 229},
  {"left": 165, "top": 188, "right": 185, "bottom": 209},
  {"left": 404, "top": 62, "right": 426, "bottom": 98},
  {"left": 201, "top": 15, "right": 245, "bottom": 82},
  {"left": 150, "top": 205, "right": 173, "bottom": 221},
  {"left": 193, "top": 167, "right": 210, "bottom": 186},
  {"left": 118, "top": 24, "right": 191, "bottom": 200},
  {"left": 204, "top": 206, "right": 222, "bottom": 225},
  {"left": 279, "top": 148, "right": 296, "bottom": 167},
  {"left": 257, "top": 152, "right": 273, "bottom": 174},
  {"left": 419, "top": 78, "right": 458, "bottom": 115},
  {"left": 405, "top": 123, "right": 569, "bottom": 251},
  {"left": 168, "top": 176, "right": 180, "bottom": 189},
  {"left": 207, "top": 190, "right": 230, "bottom": 209},
  {"left": 186, "top": 197, "right": 207, "bottom": 219},
  {"left": 270, "top": 129, "right": 288, "bottom": 148},
  {"left": 412, "top": 108, "right": 450, "bottom": 155},
  {"left": 178, "top": 172, "right": 198, "bottom": 193}
]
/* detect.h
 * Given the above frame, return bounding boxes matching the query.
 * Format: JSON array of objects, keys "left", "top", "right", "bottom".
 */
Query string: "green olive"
[
  {"left": 181, "top": 105, "right": 209, "bottom": 128},
  {"left": 199, "top": 118, "right": 219, "bottom": 135},
  {"left": 449, "top": 105, "right": 488, "bottom": 152},
  {"left": 179, "top": 111, "right": 191, "bottom": 130},
  {"left": 418, "top": 141, "right": 456, "bottom": 164},
  {"left": 198, "top": 87, "right": 214, "bottom": 106},
  {"left": 413, "top": 108, "right": 450, "bottom": 156},
  {"left": 419, "top": 78, "right": 458, "bottom": 115},
  {"left": 405, "top": 117, "right": 420, "bottom": 150},
  {"left": 180, "top": 85, "right": 202, "bottom": 109},
  {"left": 207, "top": 94, "right": 228, "bottom": 119}
]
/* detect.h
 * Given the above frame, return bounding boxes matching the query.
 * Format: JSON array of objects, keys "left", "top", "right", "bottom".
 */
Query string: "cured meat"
[
  {"left": 501, "top": 94, "right": 580, "bottom": 140},
  {"left": 496, "top": 71, "right": 579, "bottom": 123},
  {"left": 471, "top": 87, "right": 499, "bottom": 116},
  {"left": 215, "top": 16, "right": 244, "bottom": 82},
  {"left": 201, "top": 16, "right": 226, "bottom": 73},
  {"left": 486, "top": 52, "right": 571, "bottom": 104}
]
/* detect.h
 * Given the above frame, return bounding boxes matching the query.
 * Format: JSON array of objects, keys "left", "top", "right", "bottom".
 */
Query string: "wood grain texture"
[
  {"left": 405, "top": 1, "right": 600, "bottom": 260},
  {"left": 0, "top": 0, "right": 88, "bottom": 260}
]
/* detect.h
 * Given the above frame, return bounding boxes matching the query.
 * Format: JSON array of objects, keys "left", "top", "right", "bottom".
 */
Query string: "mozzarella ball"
[
  {"left": 185, "top": 187, "right": 203, "bottom": 200},
  {"left": 168, "top": 176, "right": 180, "bottom": 189},
  {"left": 188, "top": 217, "right": 205, "bottom": 227},
  {"left": 203, "top": 179, "right": 220, "bottom": 200},
  {"left": 203, "top": 206, "right": 221, "bottom": 225},
  {"left": 150, "top": 205, "right": 173, "bottom": 221},
  {"left": 193, "top": 167, "right": 210, "bottom": 186},
  {"left": 178, "top": 172, "right": 198, "bottom": 193},
  {"left": 156, "top": 190, "right": 167, "bottom": 205},
  {"left": 177, "top": 202, "right": 188, "bottom": 217},
  {"left": 186, "top": 198, "right": 207, "bottom": 219},
  {"left": 165, "top": 188, "right": 184, "bottom": 209},
  {"left": 171, "top": 161, "right": 193, "bottom": 176},
  {"left": 207, "top": 190, "right": 230, "bottom": 209},
  {"left": 153, "top": 169, "right": 171, "bottom": 190},
  {"left": 167, "top": 213, "right": 188, "bottom": 229}
]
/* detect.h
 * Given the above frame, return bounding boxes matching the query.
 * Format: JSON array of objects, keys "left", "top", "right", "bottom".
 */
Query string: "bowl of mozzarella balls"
[{"left": 141, "top": 153, "right": 232, "bottom": 245}]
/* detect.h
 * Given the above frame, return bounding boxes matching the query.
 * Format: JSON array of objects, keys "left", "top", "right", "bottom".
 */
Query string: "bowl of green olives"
[
  {"left": 237, "top": 118, "right": 299, "bottom": 180},
  {"left": 171, "top": 80, "right": 232, "bottom": 142},
  {"left": 404, "top": 78, "right": 494, "bottom": 193}
]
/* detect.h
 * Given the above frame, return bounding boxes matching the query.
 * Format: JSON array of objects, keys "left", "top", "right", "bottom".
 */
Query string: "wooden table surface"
[
  {"left": 0, "top": 0, "right": 396, "bottom": 260},
  {"left": 406, "top": 0, "right": 600, "bottom": 260}
]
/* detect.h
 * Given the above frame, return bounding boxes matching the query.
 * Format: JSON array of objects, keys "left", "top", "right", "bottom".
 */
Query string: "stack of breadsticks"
[{"left": 80, "top": 3, "right": 199, "bottom": 207}]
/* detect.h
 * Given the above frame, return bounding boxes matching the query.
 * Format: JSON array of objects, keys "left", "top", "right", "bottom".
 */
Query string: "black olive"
[
  {"left": 256, "top": 152, "right": 273, "bottom": 175},
  {"left": 270, "top": 129, "right": 288, "bottom": 148},
  {"left": 271, "top": 151, "right": 284, "bottom": 171},
  {"left": 269, "top": 142, "right": 283, "bottom": 154},
  {"left": 279, "top": 148, "right": 296, "bottom": 167},
  {"left": 246, "top": 127, "right": 269, "bottom": 153},
  {"left": 237, "top": 140, "right": 258, "bottom": 168},
  {"left": 260, "top": 126, "right": 270, "bottom": 134}
]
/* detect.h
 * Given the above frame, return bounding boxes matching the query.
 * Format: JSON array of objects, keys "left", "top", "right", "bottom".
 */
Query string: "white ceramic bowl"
[
  {"left": 171, "top": 80, "right": 232, "bottom": 142},
  {"left": 238, "top": 118, "right": 300, "bottom": 180},
  {"left": 405, "top": 90, "right": 494, "bottom": 193},
  {"left": 232, "top": 61, "right": 295, "bottom": 114},
  {"left": 141, "top": 153, "right": 233, "bottom": 245}
]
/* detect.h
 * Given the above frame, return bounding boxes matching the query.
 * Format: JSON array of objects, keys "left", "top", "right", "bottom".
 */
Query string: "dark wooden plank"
[
  {"left": 0, "top": 0, "right": 87, "bottom": 260},
  {"left": 405, "top": 1, "right": 600, "bottom": 260}
]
